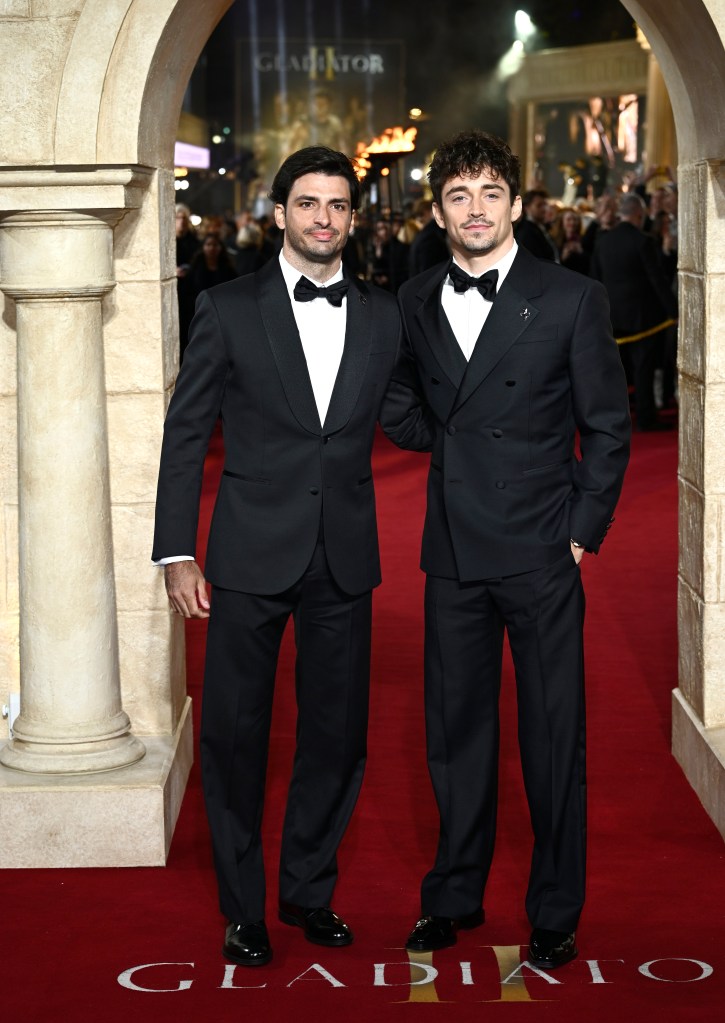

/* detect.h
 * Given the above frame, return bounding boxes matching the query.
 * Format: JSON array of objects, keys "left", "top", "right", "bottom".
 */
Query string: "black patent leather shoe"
[
  {"left": 528, "top": 928, "right": 577, "bottom": 969},
  {"left": 278, "top": 902, "right": 353, "bottom": 946},
  {"left": 405, "top": 908, "right": 485, "bottom": 951},
  {"left": 223, "top": 920, "right": 272, "bottom": 966}
]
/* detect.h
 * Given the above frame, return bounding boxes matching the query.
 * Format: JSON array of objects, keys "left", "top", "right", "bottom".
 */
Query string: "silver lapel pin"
[{"left": 520, "top": 306, "right": 530, "bottom": 320}]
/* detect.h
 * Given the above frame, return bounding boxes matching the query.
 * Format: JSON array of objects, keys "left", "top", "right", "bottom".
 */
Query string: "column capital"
[
  {"left": 0, "top": 209, "right": 121, "bottom": 299},
  {"left": 0, "top": 165, "right": 152, "bottom": 219}
]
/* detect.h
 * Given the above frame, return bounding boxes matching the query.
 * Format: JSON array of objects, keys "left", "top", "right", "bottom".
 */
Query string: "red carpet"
[{"left": 6, "top": 418, "right": 725, "bottom": 1021}]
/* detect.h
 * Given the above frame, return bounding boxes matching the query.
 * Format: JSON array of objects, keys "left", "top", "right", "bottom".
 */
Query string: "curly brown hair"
[{"left": 428, "top": 130, "right": 521, "bottom": 206}]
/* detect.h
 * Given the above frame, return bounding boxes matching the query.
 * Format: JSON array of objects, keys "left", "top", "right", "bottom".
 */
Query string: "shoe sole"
[{"left": 278, "top": 909, "right": 353, "bottom": 946}]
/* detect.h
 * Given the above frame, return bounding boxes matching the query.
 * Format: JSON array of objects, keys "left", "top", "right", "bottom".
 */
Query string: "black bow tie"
[
  {"left": 293, "top": 277, "right": 349, "bottom": 307},
  {"left": 448, "top": 264, "right": 499, "bottom": 300}
]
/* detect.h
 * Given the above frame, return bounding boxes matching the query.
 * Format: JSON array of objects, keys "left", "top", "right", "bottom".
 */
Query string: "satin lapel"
[
  {"left": 256, "top": 259, "right": 321, "bottom": 435},
  {"left": 453, "top": 250, "right": 542, "bottom": 413},
  {"left": 413, "top": 264, "right": 466, "bottom": 389},
  {"left": 323, "top": 276, "right": 373, "bottom": 434}
]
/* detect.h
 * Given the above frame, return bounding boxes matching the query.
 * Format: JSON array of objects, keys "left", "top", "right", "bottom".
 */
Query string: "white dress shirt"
[
  {"left": 441, "top": 242, "right": 518, "bottom": 360},
  {"left": 278, "top": 250, "right": 347, "bottom": 425},
  {"left": 158, "top": 252, "right": 347, "bottom": 566}
]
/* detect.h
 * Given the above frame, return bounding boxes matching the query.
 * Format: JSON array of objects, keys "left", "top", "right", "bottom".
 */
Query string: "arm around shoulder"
[{"left": 379, "top": 329, "right": 434, "bottom": 452}]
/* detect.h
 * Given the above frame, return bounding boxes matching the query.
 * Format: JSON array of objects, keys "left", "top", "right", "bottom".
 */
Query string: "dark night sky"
[{"left": 200, "top": 1, "right": 637, "bottom": 162}]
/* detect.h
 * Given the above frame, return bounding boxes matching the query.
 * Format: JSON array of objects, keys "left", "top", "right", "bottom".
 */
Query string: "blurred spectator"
[
  {"left": 391, "top": 210, "right": 406, "bottom": 242},
  {"left": 176, "top": 203, "right": 200, "bottom": 273},
  {"left": 591, "top": 193, "right": 677, "bottom": 431},
  {"left": 175, "top": 203, "right": 201, "bottom": 357},
  {"left": 370, "top": 218, "right": 409, "bottom": 293},
  {"left": 550, "top": 207, "right": 590, "bottom": 275},
  {"left": 514, "top": 189, "right": 559, "bottom": 261},
  {"left": 581, "top": 193, "right": 618, "bottom": 256},
  {"left": 408, "top": 199, "right": 449, "bottom": 275},
  {"left": 643, "top": 186, "right": 668, "bottom": 234},
  {"left": 343, "top": 221, "right": 366, "bottom": 279},
  {"left": 234, "top": 222, "right": 265, "bottom": 277},
  {"left": 179, "top": 234, "right": 237, "bottom": 361},
  {"left": 649, "top": 188, "right": 679, "bottom": 409}
]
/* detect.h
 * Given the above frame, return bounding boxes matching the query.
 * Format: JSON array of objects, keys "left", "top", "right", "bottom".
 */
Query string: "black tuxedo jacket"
[
  {"left": 153, "top": 258, "right": 428, "bottom": 596},
  {"left": 394, "top": 247, "right": 631, "bottom": 581},
  {"left": 590, "top": 221, "right": 677, "bottom": 335}
]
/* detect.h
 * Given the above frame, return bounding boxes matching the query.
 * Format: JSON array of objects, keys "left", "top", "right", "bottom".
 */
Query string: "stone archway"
[{"left": 0, "top": 0, "right": 723, "bottom": 865}]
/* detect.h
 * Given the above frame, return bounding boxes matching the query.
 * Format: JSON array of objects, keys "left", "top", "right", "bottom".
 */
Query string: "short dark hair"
[
  {"left": 268, "top": 146, "right": 361, "bottom": 210},
  {"left": 428, "top": 130, "right": 521, "bottom": 206}
]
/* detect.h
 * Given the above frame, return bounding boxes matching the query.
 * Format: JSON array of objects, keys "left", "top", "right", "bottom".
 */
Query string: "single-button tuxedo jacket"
[
  {"left": 152, "top": 258, "right": 428, "bottom": 596},
  {"left": 395, "top": 247, "right": 631, "bottom": 581}
]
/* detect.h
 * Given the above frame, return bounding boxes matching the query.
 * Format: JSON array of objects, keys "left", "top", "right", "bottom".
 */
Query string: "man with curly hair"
[{"left": 396, "top": 130, "right": 631, "bottom": 969}]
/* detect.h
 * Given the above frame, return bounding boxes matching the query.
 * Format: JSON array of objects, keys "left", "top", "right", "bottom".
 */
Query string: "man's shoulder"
[
  {"left": 399, "top": 262, "right": 447, "bottom": 302},
  {"left": 204, "top": 271, "right": 258, "bottom": 301},
  {"left": 349, "top": 275, "right": 398, "bottom": 314},
  {"left": 202, "top": 264, "right": 278, "bottom": 311}
]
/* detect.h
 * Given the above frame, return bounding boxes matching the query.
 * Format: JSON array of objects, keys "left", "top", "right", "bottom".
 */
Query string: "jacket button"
[
  {"left": 505, "top": 380, "right": 516, "bottom": 387},
  {"left": 447, "top": 425, "right": 456, "bottom": 435},
  {"left": 492, "top": 429, "right": 503, "bottom": 438},
  {"left": 309, "top": 487, "right": 319, "bottom": 495},
  {"left": 495, "top": 480, "right": 506, "bottom": 489}
]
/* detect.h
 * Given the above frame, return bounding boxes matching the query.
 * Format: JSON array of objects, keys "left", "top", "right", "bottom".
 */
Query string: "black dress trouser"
[
  {"left": 200, "top": 536, "right": 372, "bottom": 923},
  {"left": 421, "top": 550, "right": 587, "bottom": 934}
]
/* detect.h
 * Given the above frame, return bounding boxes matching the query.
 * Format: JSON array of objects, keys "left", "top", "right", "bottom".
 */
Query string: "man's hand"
[
  {"left": 164, "top": 561, "right": 211, "bottom": 619},
  {"left": 570, "top": 542, "right": 585, "bottom": 565}
]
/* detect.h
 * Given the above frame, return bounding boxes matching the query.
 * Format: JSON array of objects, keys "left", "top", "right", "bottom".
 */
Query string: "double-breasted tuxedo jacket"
[
  {"left": 395, "top": 246, "right": 631, "bottom": 580},
  {"left": 153, "top": 257, "right": 429, "bottom": 923}
]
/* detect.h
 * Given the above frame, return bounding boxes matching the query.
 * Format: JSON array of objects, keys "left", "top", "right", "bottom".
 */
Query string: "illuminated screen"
[{"left": 174, "top": 142, "right": 210, "bottom": 169}]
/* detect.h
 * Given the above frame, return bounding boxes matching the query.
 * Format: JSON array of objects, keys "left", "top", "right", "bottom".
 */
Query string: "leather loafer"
[
  {"left": 405, "top": 908, "right": 485, "bottom": 951},
  {"left": 223, "top": 920, "right": 272, "bottom": 966},
  {"left": 528, "top": 928, "right": 577, "bottom": 969},
  {"left": 278, "top": 902, "right": 353, "bottom": 946}
]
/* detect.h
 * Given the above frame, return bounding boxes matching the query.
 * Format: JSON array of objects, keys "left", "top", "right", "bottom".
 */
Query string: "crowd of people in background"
[{"left": 175, "top": 162, "right": 679, "bottom": 431}]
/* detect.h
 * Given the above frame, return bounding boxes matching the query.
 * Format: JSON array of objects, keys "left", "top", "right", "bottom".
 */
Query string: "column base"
[
  {"left": 672, "top": 687, "right": 725, "bottom": 841},
  {"left": 0, "top": 731, "right": 146, "bottom": 775},
  {"left": 0, "top": 697, "right": 193, "bottom": 867}
]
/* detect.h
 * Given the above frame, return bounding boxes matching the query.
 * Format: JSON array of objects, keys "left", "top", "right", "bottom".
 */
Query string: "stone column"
[
  {"left": 0, "top": 210, "right": 144, "bottom": 774},
  {"left": 673, "top": 158, "right": 725, "bottom": 840},
  {"left": 644, "top": 52, "right": 678, "bottom": 173}
]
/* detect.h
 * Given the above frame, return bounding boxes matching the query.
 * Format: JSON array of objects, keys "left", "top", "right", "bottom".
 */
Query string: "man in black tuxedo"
[
  {"left": 514, "top": 188, "right": 560, "bottom": 262},
  {"left": 591, "top": 192, "right": 678, "bottom": 431},
  {"left": 394, "top": 131, "right": 630, "bottom": 969},
  {"left": 408, "top": 199, "right": 450, "bottom": 276},
  {"left": 153, "top": 147, "right": 428, "bottom": 967}
]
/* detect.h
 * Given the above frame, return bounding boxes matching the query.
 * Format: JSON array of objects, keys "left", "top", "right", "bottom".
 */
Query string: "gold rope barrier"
[{"left": 615, "top": 319, "right": 678, "bottom": 346}]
